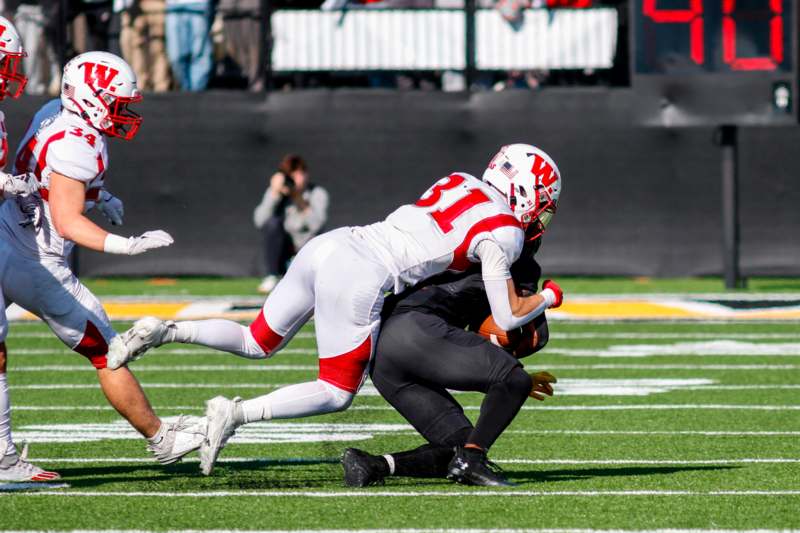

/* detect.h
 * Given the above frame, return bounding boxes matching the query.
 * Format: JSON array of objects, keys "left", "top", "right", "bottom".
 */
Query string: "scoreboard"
[{"left": 631, "top": 0, "right": 798, "bottom": 125}]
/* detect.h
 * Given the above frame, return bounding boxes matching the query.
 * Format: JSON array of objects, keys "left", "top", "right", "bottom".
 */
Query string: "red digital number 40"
[{"left": 643, "top": 0, "right": 784, "bottom": 71}]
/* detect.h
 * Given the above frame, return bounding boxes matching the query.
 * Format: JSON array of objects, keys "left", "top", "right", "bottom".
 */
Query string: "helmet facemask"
[
  {"left": 513, "top": 183, "right": 557, "bottom": 242},
  {"left": 99, "top": 92, "right": 142, "bottom": 140},
  {"left": 0, "top": 51, "right": 26, "bottom": 100}
]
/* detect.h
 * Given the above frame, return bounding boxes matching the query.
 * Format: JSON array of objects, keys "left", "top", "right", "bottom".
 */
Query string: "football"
[{"left": 475, "top": 315, "right": 523, "bottom": 349}]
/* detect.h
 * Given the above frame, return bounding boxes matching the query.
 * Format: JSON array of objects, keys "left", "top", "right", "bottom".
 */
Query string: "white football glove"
[
  {"left": 104, "top": 230, "right": 174, "bottom": 256},
  {"left": 97, "top": 189, "right": 124, "bottom": 226},
  {"left": 2, "top": 172, "right": 39, "bottom": 198}
]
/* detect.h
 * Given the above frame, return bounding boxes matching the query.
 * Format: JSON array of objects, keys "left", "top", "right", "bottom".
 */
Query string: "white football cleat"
[
  {"left": 107, "top": 316, "right": 176, "bottom": 370},
  {"left": 200, "top": 396, "right": 242, "bottom": 476},
  {"left": 0, "top": 441, "right": 61, "bottom": 482},
  {"left": 147, "top": 415, "right": 207, "bottom": 465}
]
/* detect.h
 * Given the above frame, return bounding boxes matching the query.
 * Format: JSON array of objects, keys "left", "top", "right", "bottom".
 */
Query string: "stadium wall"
[{"left": 7, "top": 91, "right": 799, "bottom": 277}]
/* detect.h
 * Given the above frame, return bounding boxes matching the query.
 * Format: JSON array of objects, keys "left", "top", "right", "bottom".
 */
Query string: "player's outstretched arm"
[
  {"left": 49, "top": 172, "right": 173, "bottom": 255},
  {"left": 476, "top": 239, "right": 562, "bottom": 330}
]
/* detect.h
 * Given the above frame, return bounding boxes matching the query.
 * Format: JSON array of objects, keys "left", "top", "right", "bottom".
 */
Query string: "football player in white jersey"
[
  {"left": 0, "top": 51, "right": 205, "bottom": 481},
  {"left": 111, "top": 143, "right": 563, "bottom": 475},
  {"left": 0, "top": 15, "right": 62, "bottom": 482}
]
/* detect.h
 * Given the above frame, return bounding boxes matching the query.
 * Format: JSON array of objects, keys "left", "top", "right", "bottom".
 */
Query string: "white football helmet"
[
  {"left": 0, "top": 16, "right": 26, "bottom": 100},
  {"left": 61, "top": 51, "right": 142, "bottom": 140},
  {"left": 482, "top": 143, "right": 562, "bottom": 240}
]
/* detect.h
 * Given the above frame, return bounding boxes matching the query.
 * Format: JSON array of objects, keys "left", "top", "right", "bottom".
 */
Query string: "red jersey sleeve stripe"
[
  {"left": 448, "top": 214, "right": 522, "bottom": 271},
  {"left": 35, "top": 130, "right": 67, "bottom": 180}
]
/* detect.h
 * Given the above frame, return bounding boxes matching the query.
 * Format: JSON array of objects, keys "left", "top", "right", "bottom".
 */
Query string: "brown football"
[
  {"left": 476, "top": 315, "right": 523, "bottom": 349},
  {"left": 513, "top": 321, "right": 541, "bottom": 358}
]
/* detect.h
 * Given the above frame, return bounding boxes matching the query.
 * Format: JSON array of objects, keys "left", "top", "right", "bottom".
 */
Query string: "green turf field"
[{"left": 1, "top": 279, "right": 799, "bottom": 531}]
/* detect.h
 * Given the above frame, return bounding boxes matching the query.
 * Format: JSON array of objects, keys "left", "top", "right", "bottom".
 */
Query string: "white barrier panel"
[
  {"left": 272, "top": 10, "right": 466, "bottom": 70},
  {"left": 272, "top": 9, "right": 618, "bottom": 72},
  {"left": 476, "top": 8, "right": 618, "bottom": 69}
]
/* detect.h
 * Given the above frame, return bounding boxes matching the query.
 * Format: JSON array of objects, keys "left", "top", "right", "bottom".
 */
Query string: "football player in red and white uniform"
[
  {"left": 0, "top": 15, "right": 62, "bottom": 483},
  {"left": 111, "top": 143, "right": 563, "bottom": 475},
  {"left": 0, "top": 51, "right": 205, "bottom": 479}
]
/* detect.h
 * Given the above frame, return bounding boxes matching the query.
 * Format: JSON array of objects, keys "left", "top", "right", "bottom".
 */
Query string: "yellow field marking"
[
  {"left": 100, "top": 303, "right": 190, "bottom": 320},
  {"left": 557, "top": 301, "right": 697, "bottom": 319}
]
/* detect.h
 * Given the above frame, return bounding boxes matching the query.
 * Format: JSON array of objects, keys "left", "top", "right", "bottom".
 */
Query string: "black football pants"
[{"left": 371, "top": 310, "right": 531, "bottom": 449}]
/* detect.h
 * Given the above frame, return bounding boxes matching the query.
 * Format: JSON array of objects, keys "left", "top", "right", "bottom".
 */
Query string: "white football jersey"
[
  {"left": 355, "top": 172, "right": 524, "bottom": 293},
  {"left": 0, "top": 99, "right": 108, "bottom": 259}
]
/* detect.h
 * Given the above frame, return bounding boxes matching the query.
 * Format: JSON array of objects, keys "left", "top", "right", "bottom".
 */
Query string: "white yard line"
[
  {"left": 10, "top": 365, "right": 318, "bottom": 372},
  {"left": 10, "top": 383, "right": 800, "bottom": 394},
  {"left": 552, "top": 333, "right": 800, "bottom": 340},
  {"left": 11, "top": 364, "right": 800, "bottom": 372},
  {"left": 23, "top": 457, "right": 800, "bottom": 465},
  {"left": 543, "top": 364, "right": 800, "bottom": 370},
  {"left": 6, "top": 348, "right": 318, "bottom": 356},
  {"left": 3, "top": 489, "right": 800, "bottom": 497},
  {"left": 5, "top": 528, "right": 800, "bottom": 533},
  {"left": 502, "top": 430, "right": 800, "bottom": 436},
  {"left": 11, "top": 404, "right": 800, "bottom": 412},
  {"left": 496, "top": 459, "right": 800, "bottom": 465}
]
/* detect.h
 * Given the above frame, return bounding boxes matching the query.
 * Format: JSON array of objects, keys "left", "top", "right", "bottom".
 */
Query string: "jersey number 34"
[{"left": 415, "top": 174, "right": 490, "bottom": 233}]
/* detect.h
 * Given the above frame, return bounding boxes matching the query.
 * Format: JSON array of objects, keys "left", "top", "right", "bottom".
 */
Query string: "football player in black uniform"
[{"left": 341, "top": 240, "right": 560, "bottom": 487}]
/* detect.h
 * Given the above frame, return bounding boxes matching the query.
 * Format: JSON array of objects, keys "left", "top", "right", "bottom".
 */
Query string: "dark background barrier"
[{"left": 6, "top": 90, "right": 799, "bottom": 277}]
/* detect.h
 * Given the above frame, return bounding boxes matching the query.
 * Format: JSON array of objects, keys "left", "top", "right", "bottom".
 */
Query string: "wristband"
[
  {"left": 540, "top": 288, "right": 557, "bottom": 308},
  {"left": 103, "top": 233, "right": 130, "bottom": 255}
]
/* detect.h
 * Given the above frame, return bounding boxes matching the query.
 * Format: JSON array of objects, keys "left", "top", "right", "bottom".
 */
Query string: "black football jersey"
[{"left": 383, "top": 244, "right": 543, "bottom": 329}]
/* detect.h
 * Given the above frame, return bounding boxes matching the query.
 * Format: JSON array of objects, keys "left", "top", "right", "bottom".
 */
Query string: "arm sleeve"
[
  {"left": 252, "top": 190, "right": 279, "bottom": 229},
  {"left": 477, "top": 240, "right": 547, "bottom": 330},
  {"left": 483, "top": 278, "right": 548, "bottom": 331},
  {"left": 475, "top": 239, "right": 512, "bottom": 282}
]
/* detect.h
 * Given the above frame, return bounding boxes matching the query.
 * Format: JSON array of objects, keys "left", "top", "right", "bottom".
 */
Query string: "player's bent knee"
[
  {"left": 318, "top": 380, "right": 355, "bottom": 412},
  {"left": 0, "top": 342, "right": 6, "bottom": 373},
  {"left": 503, "top": 366, "right": 533, "bottom": 398},
  {"left": 248, "top": 310, "right": 284, "bottom": 356},
  {"left": 241, "top": 327, "right": 270, "bottom": 360},
  {"left": 73, "top": 321, "right": 109, "bottom": 369}
]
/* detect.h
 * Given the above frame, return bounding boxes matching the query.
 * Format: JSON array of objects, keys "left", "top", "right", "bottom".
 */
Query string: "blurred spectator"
[
  {"left": 73, "top": 0, "right": 114, "bottom": 51},
  {"left": 493, "top": 69, "right": 548, "bottom": 91},
  {"left": 117, "top": 0, "right": 172, "bottom": 91},
  {"left": 14, "top": 0, "right": 61, "bottom": 95},
  {"left": 253, "top": 154, "right": 329, "bottom": 294},
  {"left": 218, "top": 0, "right": 262, "bottom": 91},
  {"left": 165, "top": 0, "right": 213, "bottom": 91}
]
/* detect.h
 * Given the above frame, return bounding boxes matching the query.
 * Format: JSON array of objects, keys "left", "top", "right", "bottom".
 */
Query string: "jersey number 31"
[{"left": 415, "top": 174, "right": 490, "bottom": 233}]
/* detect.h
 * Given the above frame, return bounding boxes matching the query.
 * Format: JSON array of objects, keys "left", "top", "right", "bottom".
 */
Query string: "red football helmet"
[{"left": 0, "top": 16, "right": 26, "bottom": 100}]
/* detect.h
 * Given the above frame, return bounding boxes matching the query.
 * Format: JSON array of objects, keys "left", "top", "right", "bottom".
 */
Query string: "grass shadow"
[{"left": 507, "top": 465, "right": 739, "bottom": 483}]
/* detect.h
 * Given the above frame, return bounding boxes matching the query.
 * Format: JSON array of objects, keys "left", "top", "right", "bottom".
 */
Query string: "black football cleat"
[
  {"left": 446, "top": 446, "right": 515, "bottom": 487},
  {"left": 342, "top": 448, "right": 389, "bottom": 487}
]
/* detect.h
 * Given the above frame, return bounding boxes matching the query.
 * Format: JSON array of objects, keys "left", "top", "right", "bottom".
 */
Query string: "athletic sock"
[
  {"left": 146, "top": 421, "right": 167, "bottom": 444},
  {"left": 173, "top": 320, "right": 266, "bottom": 359},
  {"left": 467, "top": 367, "right": 532, "bottom": 450},
  {"left": 388, "top": 443, "right": 456, "bottom": 478},
  {"left": 0, "top": 373, "right": 11, "bottom": 452},
  {"left": 239, "top": 380, "right": 352, "bottom": 422}
]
